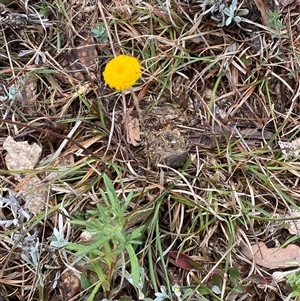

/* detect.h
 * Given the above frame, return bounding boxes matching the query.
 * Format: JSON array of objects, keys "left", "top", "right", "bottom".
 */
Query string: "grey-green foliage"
[
  {"left": 125, "top": 268, "right": 194, "bottom": 301},
  {"left": 67, "top": 173, "right": 144, "bottom": 288},
  {"left": 92, "top": 22, "right": 109, "bottom": 43},
  {"left": 266, "top": 10, "right": 288, "bottom": 40},
  {"left": 201, "top": 0, "right": 249, "bottom": 27},
  {"left": 0, "top": 189, "right": 30, "bottom": 227}
]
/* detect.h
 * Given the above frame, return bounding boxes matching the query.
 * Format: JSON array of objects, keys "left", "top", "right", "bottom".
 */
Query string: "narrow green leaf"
[
  {"left": 103, "top": 174, "right": 119, "bottom": 207},
  {"left": 80, "top": 272, "right": 93, "bottom": 289},
  {"left": 86, "top": 281, "right": 102, "bottom": 301},
  {"left": 229, "top": 266, "right": 240, "bottom": 285},
  {"left": 67, "top": 235, "right": 108, "bottom": 256},
  {"left": 126, "top": 244, "right": 140, "bottom": 286}
]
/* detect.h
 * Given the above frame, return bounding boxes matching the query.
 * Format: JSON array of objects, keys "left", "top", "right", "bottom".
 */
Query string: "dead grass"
[{"left": 1, "top": 0, "right": 300, "bottom": 300}]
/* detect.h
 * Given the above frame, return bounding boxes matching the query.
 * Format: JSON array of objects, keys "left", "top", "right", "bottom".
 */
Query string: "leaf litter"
[
  {"left": 3, "top": 136, "right": 74, "bottom": 214},
  {"left": 128, "top": 116, "right": 141, "bottom": 146},
  {"left": 3, "top": 136, "right": 45, "bottom": 214},
  {"left": 241, "top": 242, "right": 300, "bottom": 269},
  {"left": 3, "top": 136, "right": 42, "bottom": 176},
  {"left": 278, "top": 137, "right": 300, "bottom": 159},
  {"left": 1, "top": 0, "right": 300, "bottom": 300},
  {"left": 274, "top": 207, "right": 300, "bottom": 235}
]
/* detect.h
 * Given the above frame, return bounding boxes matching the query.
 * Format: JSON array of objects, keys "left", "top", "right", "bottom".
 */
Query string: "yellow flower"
[{"left": 103, "top": 54, "right": 141, "bottom": 91}]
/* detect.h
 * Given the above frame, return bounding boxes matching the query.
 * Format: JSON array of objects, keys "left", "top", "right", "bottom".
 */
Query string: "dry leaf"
[
  {"left": 278, "top": 137, "right": 300, "bottom": 158},
  {"left": 59, "top": 270, "right": 82, "bottom": 299},
  {"left": 3, "top": 136, "right": 42, "bottom": 179},
  {"left": 128, "top": 116, "right": 141, "bottom": 146},
  {"left": 16, "top": 175, "right": 47, "bottom": 215},
  {"left": 276, "top": 208, "right": 300, "bottom": 235},
  {"left": 241, "top": 242, "right": 300, "bottom": 269},
  {"left": 23, "top": 77, "right": 38, "bottom": 107},
  {"left": 169, "top": 251, "right": 203, "bottom": 270},
  {"left": 3, "top": 136, "right": 47, "bottom": 214}
]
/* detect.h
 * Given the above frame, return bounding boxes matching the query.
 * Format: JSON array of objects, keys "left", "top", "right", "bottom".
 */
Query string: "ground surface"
[{"left": 1, "top": 0, "right": 300, "bottom": 300}]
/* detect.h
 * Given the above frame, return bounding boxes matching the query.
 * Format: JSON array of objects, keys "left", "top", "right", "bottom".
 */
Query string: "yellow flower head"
[{"left": 103, "top": 54, "right": 141, "bottom": 91}]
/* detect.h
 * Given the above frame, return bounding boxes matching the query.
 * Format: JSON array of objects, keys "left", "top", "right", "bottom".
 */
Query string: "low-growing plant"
[
  {"left": 66, "top": 174, "right": 145, "bottom": 300},
  {"left": 287, "top": 274, "right": 300, "bottom": 299},
  {"left": 267, "top": 10, "right": 288, "bottom": 40},
  {"left": 202, "top": 0, "right": 249, "bottom": 27},
  {"left": 92, "top": 22, "right": 109, "bottom": 43},
  {"left": 272, "top": 267, "right": 300, "bottom": 299},
  {"left": 124, "top": 267, "right": 194, "bottom": 301},
  {"left": 210, "top": 267, "right": 243, "bottom": 296}
]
